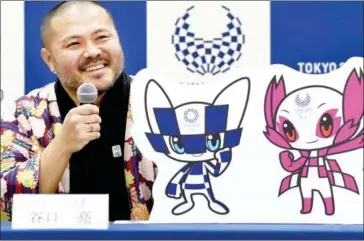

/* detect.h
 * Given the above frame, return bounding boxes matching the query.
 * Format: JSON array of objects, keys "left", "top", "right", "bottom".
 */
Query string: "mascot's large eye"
[
  {"left": 206, "top": 133, "right": 221, "bottom": 151},
  {"left": 169, "top": 136, "right": 185, "bottom": 154},
  {"left": 319, "top": 113, "right": 333, "bottom": 138},
  {"left": 283, "top": 120, "right": 297, "bottom": 142}
]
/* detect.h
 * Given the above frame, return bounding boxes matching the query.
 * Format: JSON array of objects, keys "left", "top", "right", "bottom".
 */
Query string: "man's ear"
[{"left": 40, "top": 48, "right": 55, "bottom": 73}]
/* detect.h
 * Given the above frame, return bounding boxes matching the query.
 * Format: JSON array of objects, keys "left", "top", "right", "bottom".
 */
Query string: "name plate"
[{"left": 11, "top": 194, "right": 109, "bottom": 230}]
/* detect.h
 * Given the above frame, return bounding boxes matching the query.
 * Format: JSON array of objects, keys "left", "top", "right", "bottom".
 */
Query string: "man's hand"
[
  {"left": 56, "top": 104, "right": 101, "bottom": 154},
  {"left": 39, "top": 104, "right": 101, "bottom": 193}
]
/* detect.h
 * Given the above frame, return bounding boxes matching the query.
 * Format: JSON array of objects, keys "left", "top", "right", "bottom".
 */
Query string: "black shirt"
[{"left": 54, "top": 72, "right": 131, "bottom": 221}]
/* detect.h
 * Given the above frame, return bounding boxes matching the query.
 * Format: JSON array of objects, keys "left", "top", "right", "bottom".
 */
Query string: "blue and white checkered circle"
[{"left": 172, "top": 6, "right": 245, "bottom": 76}]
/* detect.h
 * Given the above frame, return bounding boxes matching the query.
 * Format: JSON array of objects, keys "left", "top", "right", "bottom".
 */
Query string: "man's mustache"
[{"left": 80, "top": 57, "right": 109, "bottom": 70}]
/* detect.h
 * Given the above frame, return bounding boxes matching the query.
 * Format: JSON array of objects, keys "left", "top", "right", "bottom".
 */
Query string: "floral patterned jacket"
[{"left": 0, "top": 82, "right": 157, "bottom": 221}]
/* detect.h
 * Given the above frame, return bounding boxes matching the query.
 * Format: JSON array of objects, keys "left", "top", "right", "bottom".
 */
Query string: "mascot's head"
[
  {"left": 264, "top": 68, "right": 364, "bottom": 150},
  {"left": 145, "top": 77, "right": 250, "bottom": 162}
]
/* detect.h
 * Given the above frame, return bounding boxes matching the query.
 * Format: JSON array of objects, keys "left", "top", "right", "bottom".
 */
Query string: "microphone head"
[{"left": 77, "top": 83, "right": 98, "bottom": 104}]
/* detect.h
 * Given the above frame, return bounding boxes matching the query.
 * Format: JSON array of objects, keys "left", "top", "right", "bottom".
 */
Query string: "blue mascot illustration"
[{"left": 144, "top": 77, "right": 250, "bottom": 215}]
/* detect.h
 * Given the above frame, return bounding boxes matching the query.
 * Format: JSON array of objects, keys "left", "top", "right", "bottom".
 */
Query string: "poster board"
[{"left": 130, "top": 57, "right": 363, "bottom": 224}]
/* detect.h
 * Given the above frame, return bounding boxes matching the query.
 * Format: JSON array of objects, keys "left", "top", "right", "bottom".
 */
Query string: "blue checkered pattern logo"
[{"left": 172, "top": 5, "right": 245, "bottom": 76}]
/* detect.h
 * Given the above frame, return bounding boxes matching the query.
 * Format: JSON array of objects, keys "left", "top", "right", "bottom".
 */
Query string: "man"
[{"left": 0, "top": 1, "right": 156, "bottom": 221}]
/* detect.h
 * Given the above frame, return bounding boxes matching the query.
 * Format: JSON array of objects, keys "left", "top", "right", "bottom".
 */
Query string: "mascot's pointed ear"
[
  {"left": 212, "top": 77, "right": 250, "bottom": 130},
  {"left": 145, "top": 79, "right": 174, "bottom": 133}
]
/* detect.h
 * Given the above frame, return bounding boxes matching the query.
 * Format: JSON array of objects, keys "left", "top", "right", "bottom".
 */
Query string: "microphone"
[{"left": 77, "top": 83, "right": 98, "bottom": 105}]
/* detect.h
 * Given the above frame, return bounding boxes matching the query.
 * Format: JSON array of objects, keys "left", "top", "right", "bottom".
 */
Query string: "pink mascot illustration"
[{"left": 263, "top": 68, "right": 363, "bottom": 215}]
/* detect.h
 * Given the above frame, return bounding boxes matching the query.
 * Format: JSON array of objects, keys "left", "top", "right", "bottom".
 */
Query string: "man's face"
[{"left": 43, "top": 3, "right": 124, "bottom": 93}]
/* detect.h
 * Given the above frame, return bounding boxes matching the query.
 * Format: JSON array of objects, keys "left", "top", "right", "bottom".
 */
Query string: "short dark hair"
[{"left": 40, "top": 1, "right": 115, "bottom": 48}]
